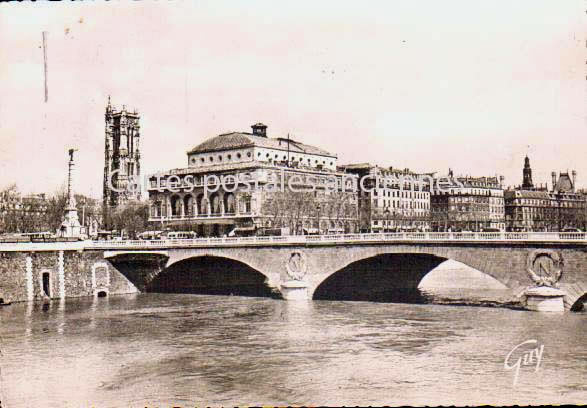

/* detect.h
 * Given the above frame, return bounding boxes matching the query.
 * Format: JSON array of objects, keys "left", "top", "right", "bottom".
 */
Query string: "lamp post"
[
  {"left": 316, "top": 204, "right": 321, "bottom": 234},
  {"left": 384, "top": 207, "right": 390, "bottom": 233}
]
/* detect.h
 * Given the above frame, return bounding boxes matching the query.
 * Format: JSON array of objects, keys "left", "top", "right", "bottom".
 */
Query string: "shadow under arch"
[
  {"left": 313, "top": 253, "right": 465, "bottom": 303},
  {"left": 570, "top": 293, "right": 586, "bottom": 312},
  {"left": 148, "top": 255, "right": 281, "bottom": 299}
]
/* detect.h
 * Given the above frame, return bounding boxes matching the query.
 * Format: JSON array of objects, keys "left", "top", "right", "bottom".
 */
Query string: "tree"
[
  {"left": 108, "top": 201, "right": 150, "bottom": 239},
  {"left": 0, "top": 184, "right": 19, "bottom": 233}
]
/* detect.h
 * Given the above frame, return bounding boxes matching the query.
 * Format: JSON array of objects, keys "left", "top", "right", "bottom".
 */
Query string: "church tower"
[
  {"left": 522, "top": 155, "right": 534, "bottom": 190},
  {"left": 103, "top": 97, "right": 141, "bottom": 217}
]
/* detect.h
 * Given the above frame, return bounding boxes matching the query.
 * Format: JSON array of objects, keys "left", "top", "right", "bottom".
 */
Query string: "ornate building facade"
[
  {"left": 102, "top": 97, "right": 141, "bottom": 219},
  {"left": 505, "top": 157, "right": 586, "bottom": 231},
  {"left": 430, "top": 170, "right": 505, "bottom": 231},
  {"left": 148, "top": 123, "right": 359, "bottom": 236},
  {"left": 340, "top": 163, "right": 431, "bottom": 232}
]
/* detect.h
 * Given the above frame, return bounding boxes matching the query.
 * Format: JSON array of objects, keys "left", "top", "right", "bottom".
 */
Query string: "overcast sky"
[{"left": 0, "top": 0, "right": 585, "bottom": 198}]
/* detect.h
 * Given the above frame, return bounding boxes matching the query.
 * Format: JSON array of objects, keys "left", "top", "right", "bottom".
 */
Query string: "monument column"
[{"left": 58, "top": 149, "right": 84, "bottom": 238}]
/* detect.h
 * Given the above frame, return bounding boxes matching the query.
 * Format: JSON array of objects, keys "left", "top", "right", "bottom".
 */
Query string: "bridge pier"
[
  {"left": 523, "top": 286, "right": 566, "bottom": 312},
  {"left": 280, "top": 280, "right": 310, "bottom": 300}
]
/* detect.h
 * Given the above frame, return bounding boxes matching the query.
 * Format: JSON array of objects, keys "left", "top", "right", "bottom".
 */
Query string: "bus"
[
  {"left": 20, "top": 232, "right": 55, "bottom": 242},
  {"left": 166, "top": 231, "right": 197, "bottom": 240}
]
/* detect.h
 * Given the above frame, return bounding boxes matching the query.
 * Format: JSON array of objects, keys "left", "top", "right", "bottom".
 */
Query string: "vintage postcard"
[{"left": 0, "top": 1, "right": 585, "bottom": 407}]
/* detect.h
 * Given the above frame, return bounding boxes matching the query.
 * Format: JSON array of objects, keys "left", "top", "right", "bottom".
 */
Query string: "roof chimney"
[
  {"left": 572, "top": 170, "right": 577, "bottom": 192},
  {"left": 251, "top": 123, "right": 267, "bottom": 137},
  {"left": 551, "top": 172, "right": 557, "bottom": 191}
]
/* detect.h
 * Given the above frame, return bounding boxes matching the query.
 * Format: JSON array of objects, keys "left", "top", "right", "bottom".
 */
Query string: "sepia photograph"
[{"left": 0, "top": 0, "right": 585, "bottom": 406}]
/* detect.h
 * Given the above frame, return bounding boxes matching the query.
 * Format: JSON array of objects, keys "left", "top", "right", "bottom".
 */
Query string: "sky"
[{"left": 0, "top": 0, "right": 585, "bottom": 198}]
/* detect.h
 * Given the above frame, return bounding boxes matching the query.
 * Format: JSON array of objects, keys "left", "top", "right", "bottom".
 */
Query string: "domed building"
[{"left": 147, "top": 123, "right": 358, "bottom": 237}]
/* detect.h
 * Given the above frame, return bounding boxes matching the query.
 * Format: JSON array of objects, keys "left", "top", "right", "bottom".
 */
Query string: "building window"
[
  {"left": 209, "top": 156, "right": 213, "bottom": 162},
  {"left": 247, "top": 152, "right": 251, "bottom": 157},
  {"left": 227, "top": 154, "right": 232, "bottom": 160},
  {"left": 218, "top": 155, "right": 222, "bottom": 161}
]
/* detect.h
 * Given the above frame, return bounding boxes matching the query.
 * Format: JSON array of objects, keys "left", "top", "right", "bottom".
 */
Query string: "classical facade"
[
  {"left": 340, "top": 163, "right": 431, "bottom": 232},
  {"left": 147, "top": 123, "right": 359, "bottom": 236},
  {"left": 431, "top": 170, "right": 505, "bottom": 231},
  {"left": 505, "top": 157, "right": 586, "bottom": 231},
  {"left": 103, "top": 98, "right": 141, "bottom": 216}
]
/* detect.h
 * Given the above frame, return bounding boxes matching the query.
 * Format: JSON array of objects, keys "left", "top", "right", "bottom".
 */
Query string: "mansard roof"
[
  {"left": 188, "top": 132, "right": 335, "bottom": 157},
  {"left": 555, "top": 173, "right": 574, "bottom": 193},
  {"left": 505, "top": 189, "right": 553, "bottom": 199}
]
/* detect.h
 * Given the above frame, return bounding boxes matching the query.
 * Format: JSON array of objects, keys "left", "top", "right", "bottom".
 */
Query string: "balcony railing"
[{"left": 149, "top": 212, "right": 253, "bottom": 221}]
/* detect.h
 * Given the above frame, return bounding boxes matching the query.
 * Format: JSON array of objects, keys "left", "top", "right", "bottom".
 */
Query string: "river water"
[{"left": 0, "top": 293, "right": 585, "bottom": 407}]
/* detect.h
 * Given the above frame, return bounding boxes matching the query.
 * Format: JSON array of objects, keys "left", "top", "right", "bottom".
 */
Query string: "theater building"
[{"left": 147, "top": 123, "right": 359, "bottom": 236}]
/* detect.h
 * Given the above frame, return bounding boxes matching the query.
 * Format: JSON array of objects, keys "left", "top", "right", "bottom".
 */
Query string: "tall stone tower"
[
  {"left": 522, "top": 155, "right": 534, "bottom": 189},
  {"left": 103, "top": 97, "right": 141, "bottom": 218}
]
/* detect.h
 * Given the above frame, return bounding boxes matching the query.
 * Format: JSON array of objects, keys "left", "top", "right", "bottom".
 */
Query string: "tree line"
[{"left": 0, "top": 184, "right": 149, "bottom": 237}]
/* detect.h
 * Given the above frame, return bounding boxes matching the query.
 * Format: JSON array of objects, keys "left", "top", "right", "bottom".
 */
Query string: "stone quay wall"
[{"left": 0, "top": 247, "right": 137, "bottom": 303}]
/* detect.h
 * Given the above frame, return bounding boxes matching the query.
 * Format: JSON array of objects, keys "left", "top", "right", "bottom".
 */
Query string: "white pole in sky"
[{"left": 42, "top": 31, "right": 48, "bottom": 103}]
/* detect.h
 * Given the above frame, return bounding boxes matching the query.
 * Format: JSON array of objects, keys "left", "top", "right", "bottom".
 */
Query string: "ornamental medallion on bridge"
[
  {"left": 526, "top": 249, "right": 563, "bottom": 287},
  {"left": 285, "top": 252, "right": 307, "bottom": 281}
]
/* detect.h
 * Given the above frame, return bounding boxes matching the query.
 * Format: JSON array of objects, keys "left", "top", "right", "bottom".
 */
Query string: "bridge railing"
[
  {"left": 88, "top": 231, "right": 587, "bottom": 247},
  {"left": 2, "top": 231, "right": 586, "bottom": 251}
]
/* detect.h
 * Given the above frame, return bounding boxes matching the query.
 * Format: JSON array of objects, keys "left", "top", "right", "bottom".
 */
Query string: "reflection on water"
[{"left": 0, "top": 293, "right": 585, "bottom": 407}]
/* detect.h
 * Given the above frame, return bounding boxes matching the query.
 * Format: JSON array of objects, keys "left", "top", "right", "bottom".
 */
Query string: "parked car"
[
  {"left": 137, "top": 231, "right": 163, "bottom": 240},
  {"left": 561, "top": 228, "right": 583, "bottom": 233}
]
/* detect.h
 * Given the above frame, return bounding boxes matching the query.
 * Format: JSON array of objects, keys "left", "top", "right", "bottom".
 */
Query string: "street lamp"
[
  {"left": 316, "top": 204, "right": 321, "bottom": 234},
  {"left": 384, "top": 208, "right": 390, "bottom": 233}
]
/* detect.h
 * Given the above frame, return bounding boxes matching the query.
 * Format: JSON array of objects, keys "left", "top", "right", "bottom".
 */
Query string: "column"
[
  {"left": 26, "top": 256, "right": 34, "bottom": 301},
  {"left": 220, "top": 192, "right": 225, "bottom": 216},
  {"left": 58, "top": 250, "right": 65, "bottom": 299}
]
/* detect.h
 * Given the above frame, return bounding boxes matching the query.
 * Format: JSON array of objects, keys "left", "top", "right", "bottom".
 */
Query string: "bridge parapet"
[
  {"left": 84, "top": 232, "right": 587, "bottom": 250},
  {"left": 1, "top": 232, "right": 587, "bottom": 252}
]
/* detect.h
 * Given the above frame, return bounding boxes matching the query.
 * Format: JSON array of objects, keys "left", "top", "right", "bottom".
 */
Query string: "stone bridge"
[
  {"left": 94, "top": 233, "right": 587, "bottom": 311},
  {"left": 1, "top": 233, "right": 586, "bottom": 311}
]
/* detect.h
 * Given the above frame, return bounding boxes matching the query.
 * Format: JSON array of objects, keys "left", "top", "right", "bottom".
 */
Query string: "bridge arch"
[
  {"left": 310, "top": 246, "right": 517, "bottom": 301},
  {"left": 150, "top": 254, "right": 280, "bottom": 298},
  {"left": 566, "top": 290, "right": 587, "bottom": 312}
]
